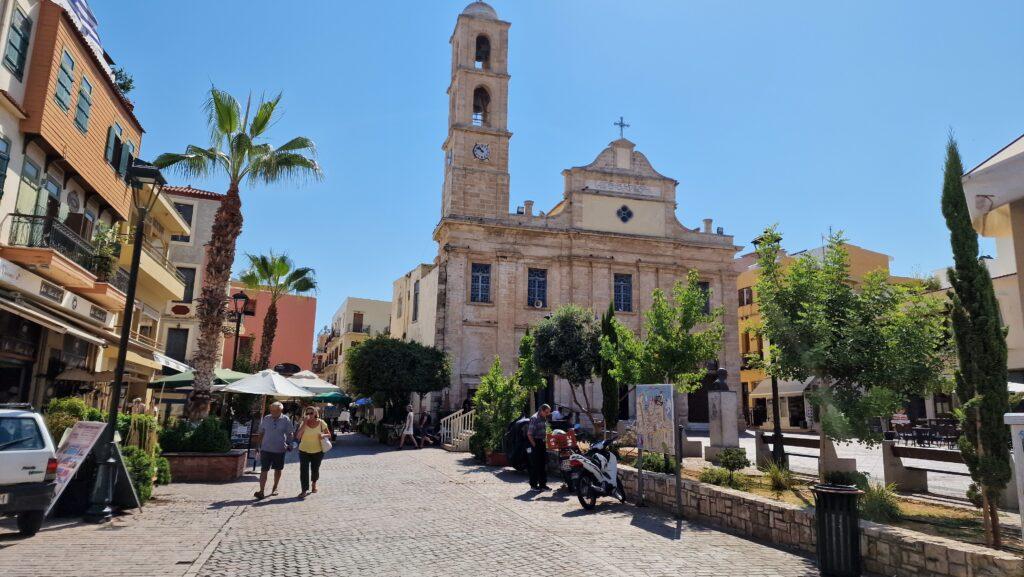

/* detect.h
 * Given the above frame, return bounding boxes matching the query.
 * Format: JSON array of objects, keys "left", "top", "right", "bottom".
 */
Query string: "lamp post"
[
  {"left": 230, "top": 291, "right": 250, "bottom": 370},
  {"left": 84, "top": 160, "right": 166, "bottom": 523}
]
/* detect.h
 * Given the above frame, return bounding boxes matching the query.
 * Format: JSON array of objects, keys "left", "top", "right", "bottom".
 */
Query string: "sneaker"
[{"left": 253, "top": 491, "right": 265, "bottom": 500}]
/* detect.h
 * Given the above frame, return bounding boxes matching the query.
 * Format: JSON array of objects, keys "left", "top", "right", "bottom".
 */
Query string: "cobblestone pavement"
[{"left": 1, "top": 434, "right": 818, "bottom": 577}]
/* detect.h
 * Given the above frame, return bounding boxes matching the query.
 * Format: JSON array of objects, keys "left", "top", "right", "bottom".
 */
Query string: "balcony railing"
[
  {"left": 126, "top": 236, "right": 186, "bottom": 284},
  {"left": 109, "top": 268, "right": 131, "bottom": 293},
  {"left": 346, "top": 324, "right": 371, "bottom": 334},
  {"left": 8, "top": 214, "right": 96, "bottom": 273}
]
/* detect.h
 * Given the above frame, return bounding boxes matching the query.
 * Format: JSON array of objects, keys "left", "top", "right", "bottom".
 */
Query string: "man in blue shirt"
[{"left": 254, "top": 401, "right": 293, "bottom": 500}]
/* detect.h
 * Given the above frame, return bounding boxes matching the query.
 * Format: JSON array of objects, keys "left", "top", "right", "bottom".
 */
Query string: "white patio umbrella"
[
  {"left": 288, "top": 370, "right": 341, "bottom": 395},
  {"left": 221, "top": 370, "right": 315, "bottom": 398}
]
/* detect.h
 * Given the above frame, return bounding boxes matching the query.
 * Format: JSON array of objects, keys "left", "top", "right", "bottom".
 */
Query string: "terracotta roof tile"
[{"left": 164, "top": 185, "right": 223, "bottom": 201}]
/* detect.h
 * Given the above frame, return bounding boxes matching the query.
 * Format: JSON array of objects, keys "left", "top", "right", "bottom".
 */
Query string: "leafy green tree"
[
  {"left": 345, "top": 335, "right": 450, "bottom": 418},
  {"left": 599, "top": 303, "right": 621, "bottom": 429},
  {"left": 532, "top": 304, "right": 601, "bottom": 428},
  {"left": 474, "top": 358, "right": 529, "bottom": 452},
  {"left": 239, "top": 251, "right": 317, "bottom": 370},
  {"left": 941, "top": 136, "right": 1011, "bottom": 548},
  {"left": 156, "top": 88, "right": 322, "bottom": 419},
  {"left": 600, "top": 270, "right": 725, "bottom": 426},
  {"left": 754, "top": 227, "right": 950, "bottom": 464},
  {"left": 514, "top": 330, "right": 546, "bottom": 397}
]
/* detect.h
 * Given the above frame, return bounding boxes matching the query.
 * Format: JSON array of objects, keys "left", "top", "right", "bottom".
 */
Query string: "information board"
[
  {"left": 46, "top": 420, "right": 105, "bottom": 516},
  {"left": 635, "top": 384, "right": 675, "bottom": 453}
]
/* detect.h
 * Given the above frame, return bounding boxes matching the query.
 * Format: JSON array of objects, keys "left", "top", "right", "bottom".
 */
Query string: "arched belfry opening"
[
  {"left": 474, "top": 35, "right": 491, "bottom": 69},
  {"left": 472, "top": 86, "right": 490, "bottom": 126}
]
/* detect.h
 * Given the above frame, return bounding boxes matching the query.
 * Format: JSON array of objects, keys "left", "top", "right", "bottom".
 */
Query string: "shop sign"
[
  {"left": 0, "top": 258, "right": 115, "bottom": 330},
  {"left": 89, "top": 305, "right": 108, "bottom": 323},
  {"left": 38, "top": 280, "right": 64, "bottom": 303}
]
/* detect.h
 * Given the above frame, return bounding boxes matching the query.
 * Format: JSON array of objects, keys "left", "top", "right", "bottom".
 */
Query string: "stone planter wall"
[
  {"left": 163, "top": 450, "right": 247, "bottom": 482},
  {"left": 616, "top": 466, "right": 1024, "bottom": 577}
]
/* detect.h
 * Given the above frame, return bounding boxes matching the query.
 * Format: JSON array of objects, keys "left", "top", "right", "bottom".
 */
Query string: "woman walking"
[
  {"left": 397, "top": 404, "right": 418, "bottom": 450},
  {"left": 295, "top": 406, "right": 330, "bottom": 497}
]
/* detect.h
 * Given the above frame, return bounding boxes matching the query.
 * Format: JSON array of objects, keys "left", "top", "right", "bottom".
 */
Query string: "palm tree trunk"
[
  {"left": 186, "top": 183, "right": 243, "bottom": 420},
  {"left": 258, "top": 300, "right": 278, "bottom": 370}
]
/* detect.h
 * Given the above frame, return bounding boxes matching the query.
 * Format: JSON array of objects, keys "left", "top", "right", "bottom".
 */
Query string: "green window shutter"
[
  {"left": 17, "top": 16, "right": 30, "bottom": 72},
  {"left": 104, "top": 126, "right": 115, "bottom": 162},
  {"left": 0, "top": 153, "right": 10, "bottom": 195},
  {"left": 118, "top": 142, "right": 131, "bottom": 176}
]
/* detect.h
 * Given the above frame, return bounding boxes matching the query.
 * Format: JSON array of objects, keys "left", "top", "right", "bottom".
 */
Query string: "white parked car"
[{"left": 0, "top": 404, "right": 57, "bottom": 536}]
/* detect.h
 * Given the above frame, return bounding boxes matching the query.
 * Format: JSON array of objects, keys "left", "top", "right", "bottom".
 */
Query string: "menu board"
[{"left": 46, "top": 421, "right": 106, "bottom": 516}]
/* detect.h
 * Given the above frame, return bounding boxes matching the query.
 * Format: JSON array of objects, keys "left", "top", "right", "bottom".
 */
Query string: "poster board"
[
  {"left": 46, "top": 420, "right": 105, "bottom": 516},
  {"left": 635, "top": 384, "right": 675, "bottom": 453}
]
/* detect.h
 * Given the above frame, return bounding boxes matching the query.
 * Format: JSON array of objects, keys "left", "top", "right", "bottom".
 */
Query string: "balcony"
[
  {"left": 346, "top": 323, "right": 372, "bottom": 334},
  {"left": 80, "top": 267, "right": 131, "bottom": 311},
  {"left": 4, "top": 214, "right": 97, "bottom": 288},
  {"left": 121, "top": 236, "right": 186, "bottom": 302}
]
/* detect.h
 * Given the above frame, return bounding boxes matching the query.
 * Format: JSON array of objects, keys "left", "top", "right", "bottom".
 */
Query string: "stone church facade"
[{"left": 391, "top": 2, "right": 741, "bottom": 428}]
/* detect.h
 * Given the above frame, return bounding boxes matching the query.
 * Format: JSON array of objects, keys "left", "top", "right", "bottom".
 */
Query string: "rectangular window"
[
  {"left": 165, "top": 328, "right": 189, "bottom": 362},
  {"left": 171, "top": 202, "right": 193, "bottom": 242},
  {"left": 613, "top": 273, "right": 632, "bottom": 312},
  {"left": 698, "top": 281, "right": 711, "bottom": 314},
  {"left": 176, "top": 267, "right": 196, "bottom": 303},
  {"left": 0, "top": 137, "right": 10, "bottom": 196},
  {"left": 3, "top": 8, "right": 31, "bottom": 80},
  {"left": 527, "top": 268, "right": 547, "bottom": 308},
  {"left": 470, "top": 263, "right": 491, "bottom": 303},
  {"left": 74, "top": 76, "right": 92, "bottom": 132},
  {"left": 105, "top": 124, "right": 123, "bottom": 164},
  {"left": 738, "top": 287, "right": 753, "bottom": 307},
  {"left": 54, "top": 50, "right": 75, "bottom": 110},
  {"left": 412, "top": 280, "right": 420, "bottom": 322}
]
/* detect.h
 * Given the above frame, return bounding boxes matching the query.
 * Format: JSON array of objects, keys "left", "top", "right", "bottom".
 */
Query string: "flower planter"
[
  {"left": 485, "top": 450, "right": 508, "bottom": 467},
  {"left": 162, "top": 450, "right": 246, "bottom": 482}
]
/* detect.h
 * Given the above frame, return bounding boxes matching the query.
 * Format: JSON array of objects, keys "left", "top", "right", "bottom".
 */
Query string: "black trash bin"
[{"left": 812, "top": 483, "right": 863, "bottom": 577}]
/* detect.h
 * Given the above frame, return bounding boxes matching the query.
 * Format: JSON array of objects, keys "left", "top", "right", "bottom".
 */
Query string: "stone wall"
[{"left": 616, "top": 466, "right": 1024, "bottom": 577}]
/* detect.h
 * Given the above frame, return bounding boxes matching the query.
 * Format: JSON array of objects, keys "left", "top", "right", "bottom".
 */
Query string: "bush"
[
  {"left": 121, "top": 445, "right": 154, "bottom": 503},
  {"left": 860, "top": 482, "right": 902, "bottom": 522},
  {"left": 699, "top": 466, "right": 750, "bottom": 490},
  {"left": 154, "top": 456, "right": 172, "bottom": 486},
  {"left": 966, "top": 482, "right": 984, "bottom": 508},
  {"left": 468, "top": 431, "right": 486, "bottom": 461},
  {"left": 45, "top": 412, "right": 80, "bottom": 444},
  {"left": 473, "top": 358, "right": 528, "bottom": 452},
  {"left": 86, "top": 407, "right": 104, "bottom": 422},
  {"left": 158, "top": 417, "right": 230, "bottom": 453},
  {"left": 823, "top": 470, "right": 870, "bottom": 491},
  {"left": 45, "top": 397, "right": 89, "bottom": 419},
  {"left": 637, "top": 452, "right": 678, "bottom": 474},
  {"left": 714, "top": 448, "right": 750, "bottom": 472},
  {"left": 761, "top": 461, "right": 794, "bottom": 493}
]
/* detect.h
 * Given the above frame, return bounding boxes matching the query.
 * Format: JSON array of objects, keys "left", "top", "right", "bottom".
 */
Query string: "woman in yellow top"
[{"left": 295, "top": 406, "right": 330, "bottom": 497}]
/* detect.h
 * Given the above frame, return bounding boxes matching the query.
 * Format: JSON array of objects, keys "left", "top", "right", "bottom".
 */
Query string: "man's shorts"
[{"left": 260, "top": 451, "right": 285, "bottom": 472}]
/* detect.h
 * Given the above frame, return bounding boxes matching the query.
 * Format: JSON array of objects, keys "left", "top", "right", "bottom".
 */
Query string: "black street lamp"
[
  {"left": 230, "top": 291, "right": 250, "bottom": 370},
  {"left": 84, "top": 160, "right": 166, "bottom": 523}
]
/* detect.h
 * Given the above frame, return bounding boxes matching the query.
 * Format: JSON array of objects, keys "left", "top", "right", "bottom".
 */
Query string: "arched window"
[
  {"left": 474, "top": 35, "right": 490, "bottom": 69},
  {"left": 472, "top": 86, "right": 490, "bottom": 126}
]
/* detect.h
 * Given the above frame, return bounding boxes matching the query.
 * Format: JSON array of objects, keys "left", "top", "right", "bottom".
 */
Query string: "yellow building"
[
  {"left": 315, "top": 297, "right": 391, "bottom": 391},
  {"left": 736, "top": 242, "right": 912, "bottom": 431}
]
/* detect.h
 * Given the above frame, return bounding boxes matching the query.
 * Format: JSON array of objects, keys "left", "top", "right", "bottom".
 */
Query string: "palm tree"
[
  {"left": 239, "top": 252, "right": 317, "bottom": 370},
  {"left": 155, "top": 88, "right": 322, "bottom": 419}
]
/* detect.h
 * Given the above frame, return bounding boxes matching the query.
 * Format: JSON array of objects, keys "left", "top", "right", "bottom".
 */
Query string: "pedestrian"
[
  {"left": 295, "top": 406, "right": 330, "bottom": 497},
  {"left": 526, "top": 403, "right": 552, "bottom": 491},
  {"left": 397, "top": 404, "right": 418, "bottom": 449},
  {"left": 254, "top": 401, "right": 293, "bottom": 500}
]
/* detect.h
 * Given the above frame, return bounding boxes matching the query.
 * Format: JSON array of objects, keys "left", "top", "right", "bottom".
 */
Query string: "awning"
[
  {"left": 153, "top": 352, "right": 191, "bottom": 373},
  {"left": 124, "top": 350, "right": 162, "bottom": 371},
  {"left": 750, "top": 377, "right": 816, "bottom": 398},
  {"left": 0, "top": 296, "right": 114, "bottom": 347}
]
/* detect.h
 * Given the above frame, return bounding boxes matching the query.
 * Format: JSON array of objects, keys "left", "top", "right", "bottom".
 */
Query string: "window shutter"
[
  {"left": 104, "top": 126, "right": 115, "bottom": 162},
  {"left": 0, "top": 153, "right": 10, "bottom": 190},
  {"left": 17, "top": 17, "right": 30, "bottom": 68},
  {"left": 118, "top": 141, "right": 131, "bottom": 176}
]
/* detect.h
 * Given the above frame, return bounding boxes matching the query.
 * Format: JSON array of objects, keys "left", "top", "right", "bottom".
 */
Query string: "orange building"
[{"left": 222, "top": 281, "right": 317, "bottom": 372}]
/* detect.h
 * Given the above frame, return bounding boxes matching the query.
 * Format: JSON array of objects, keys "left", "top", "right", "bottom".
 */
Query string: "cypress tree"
[
  {"left": 600, "top": 302, "right": 621, "bottom": 430},
  {"left": 941, "top": 135, "right": 1012, "bottom": 548}
]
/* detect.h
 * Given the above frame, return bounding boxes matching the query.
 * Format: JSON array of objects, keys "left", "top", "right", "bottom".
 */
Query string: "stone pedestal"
[{"left": 704, "top": 390, "right": 740, "bottom": 462}]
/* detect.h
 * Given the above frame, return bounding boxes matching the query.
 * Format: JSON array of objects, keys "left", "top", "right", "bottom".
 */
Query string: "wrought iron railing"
[
  {"left": 346, "top": 323, "right": 371, "bottom": 334},
  {"left": 8, "top": 214, "right": 96, "bottom": 273},
  {"left": 109, "top": 268, "right": 131, "bottom": 293},
  {"left": 125, "top": 235, "right": 186, "bottom": 284}
]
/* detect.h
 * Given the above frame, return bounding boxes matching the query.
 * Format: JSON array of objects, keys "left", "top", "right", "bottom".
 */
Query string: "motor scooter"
[{"left": 568, "top": 432, "right": 626, "bottom": 509}]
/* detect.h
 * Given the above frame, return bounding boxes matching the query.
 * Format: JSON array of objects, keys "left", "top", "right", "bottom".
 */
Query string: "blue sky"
[{"left": 92, "top": 1, "right": 1023, "bottom": 332}]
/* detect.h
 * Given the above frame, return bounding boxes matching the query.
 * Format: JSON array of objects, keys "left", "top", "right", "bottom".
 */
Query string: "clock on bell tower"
[{"left": 440, "top": 2, "right": 511, "bottom": 221}]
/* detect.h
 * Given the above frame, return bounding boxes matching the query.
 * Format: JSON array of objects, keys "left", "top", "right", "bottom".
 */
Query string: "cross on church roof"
[{"left": 614, "top": 116, "right": 630, "bottom": 139}]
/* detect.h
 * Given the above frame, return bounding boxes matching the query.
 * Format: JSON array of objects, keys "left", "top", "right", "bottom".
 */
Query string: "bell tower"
[{"left": 441, "top": 2, "right": 511, "bottom": 221}]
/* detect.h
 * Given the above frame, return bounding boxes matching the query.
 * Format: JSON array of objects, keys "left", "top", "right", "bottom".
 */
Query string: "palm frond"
[
  {"left": 284, "top": 266, "right": 315, "bottom": 288},
  {"left": 274, "top": 136, "right": 316, "bottom": 156},
  {"left": 153, "top": 145, "right": 218, "bottom": 179},
  {"left": 290, "top": 277, "right": 317, "bottom": 294},
  {"left": 250, "top": 93, "right": 282, "bottom": 139},
  {"left": 239, "top": 270, "right": 261, "bottom": 289},
  {"left": 247, "top": 152, "right": 323, "bottom": 186},
  {"left": 204, "top": 87, "right": 241, "bottom": 144}
]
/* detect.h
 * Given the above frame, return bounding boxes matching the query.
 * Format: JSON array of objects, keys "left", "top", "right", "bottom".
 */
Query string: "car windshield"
[{"left": 0, "top": 416, "right": 44, "bottom": 451}]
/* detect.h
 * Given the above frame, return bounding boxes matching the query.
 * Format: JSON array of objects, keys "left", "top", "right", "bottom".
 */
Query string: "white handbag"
[{"left": 320, "top": 423, "right": 333, "bottom": 452}]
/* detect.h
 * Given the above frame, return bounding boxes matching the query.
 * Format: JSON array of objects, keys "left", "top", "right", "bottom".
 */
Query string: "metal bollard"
[{"left": 811, "top": 483, "right": 863, "bottom": 577}]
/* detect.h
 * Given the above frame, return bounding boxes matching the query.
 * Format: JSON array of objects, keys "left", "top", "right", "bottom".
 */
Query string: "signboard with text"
[
  {"left": 46, "top": 420, "right": 105, "bottom": 516},
  {"left": 635, "top": 384, "right": 675, "bottom": 453}
]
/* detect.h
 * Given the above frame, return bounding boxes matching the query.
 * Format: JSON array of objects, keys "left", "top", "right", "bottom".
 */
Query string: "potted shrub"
[
  {"left": 474, "top": 358, "right": 528, "bottom": 467},
  {"left": 159, "top": 417, "right": 245, "bottom": 482},
  {"left": 90, "top": 223, "right": 120, "bottom": 282}
]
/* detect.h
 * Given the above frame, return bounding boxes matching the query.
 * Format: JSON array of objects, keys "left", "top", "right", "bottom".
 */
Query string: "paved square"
[{"left": 1, "top": 434, "right": 818, "bottom": 577}]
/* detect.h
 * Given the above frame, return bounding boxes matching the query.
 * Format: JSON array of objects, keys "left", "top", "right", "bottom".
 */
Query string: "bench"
[
  {"left": 755, "top": 431, "right": 857, "bottom": 475},
  {"left": 881, "top": 440, "right": 1018, "bottom": 511}
]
